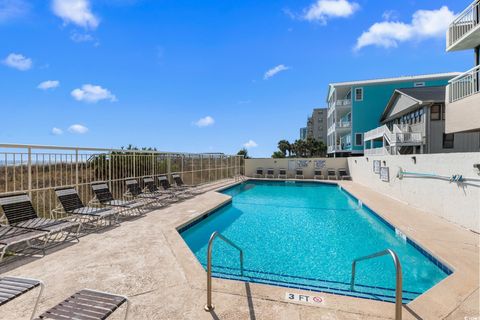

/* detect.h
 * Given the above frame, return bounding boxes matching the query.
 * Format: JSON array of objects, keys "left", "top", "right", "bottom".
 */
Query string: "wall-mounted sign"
[
  {"left": 373, "top": 160, "right": 381, "bottom": 174},
  {"left": 314, "top": 160, "right": 326, "bottom": 169},
  {"left": 296, "top": 160, "right": 309, "bottom": 168},
  {"left": 285, "top": 292, "right": 324, "bottom": 305},
  {"left": 380, "top": 167, "right": 390, "bottom": 182}
]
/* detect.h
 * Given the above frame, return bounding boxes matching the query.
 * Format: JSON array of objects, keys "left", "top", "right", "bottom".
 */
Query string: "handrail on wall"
[{"left": 397, "top": 167, "right": 480, "bottom": 183}]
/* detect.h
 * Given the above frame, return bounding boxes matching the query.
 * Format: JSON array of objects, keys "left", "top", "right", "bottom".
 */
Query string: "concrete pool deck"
[{"left": 0, "top": 178, "right": 478, "bottom": 319}]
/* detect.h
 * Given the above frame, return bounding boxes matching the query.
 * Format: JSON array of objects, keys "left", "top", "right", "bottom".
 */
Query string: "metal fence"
[{"left": 0, "top": 144, "right": 244, "bottom": 220}]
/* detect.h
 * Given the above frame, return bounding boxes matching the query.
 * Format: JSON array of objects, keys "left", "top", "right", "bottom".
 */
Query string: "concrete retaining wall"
[
  {"left": 347, "top": 153, "right": 480, "bottom": 232},
  {"left": 245, "top": 158, "right": 348, "bottom": 178}
]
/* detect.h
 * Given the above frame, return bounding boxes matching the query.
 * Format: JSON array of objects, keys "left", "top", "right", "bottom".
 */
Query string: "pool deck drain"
[{"left": 0, "top": 178, "right": 478, "bottom": 319}]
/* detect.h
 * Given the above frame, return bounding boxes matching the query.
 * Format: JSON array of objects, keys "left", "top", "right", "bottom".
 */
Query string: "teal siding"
[{"left": 350, "top": 79, "right": 450, "bottom": 151}]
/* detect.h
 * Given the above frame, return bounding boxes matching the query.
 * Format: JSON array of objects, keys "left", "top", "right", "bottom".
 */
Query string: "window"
[
  {"left": 354, "top": 133, "right": 363, "bottom": 146},
  {"left": 430, "top": 105, "right": 441, "bottom": 120},
  {"left": 443, "top": 133, "right": 454, "bottom": 149},
  {"left": 355, "top": 88, "right": 363, "bottom": 101},
  {"left": 414, "top": 82, "right": 425, "bottom": 87},
  {"left": 441, "top": 104, "right": 445, "bottom": 120}
]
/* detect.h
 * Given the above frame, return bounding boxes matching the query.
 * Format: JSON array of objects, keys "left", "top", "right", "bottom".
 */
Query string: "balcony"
[
  {"left": 447, "top": 65, "right": 480, "bottom": 103},
  {"left": 327, "top": 144, "right": 352, "bottom": 154},
  {"left": 327, "top": 99, "right": 352, "bottom": 117},
  {"left": 446, "top": 0, "right": 480, "bottom": 51},
  {"left": 445, "top": 65, "right": 480, "bottom": 133}
]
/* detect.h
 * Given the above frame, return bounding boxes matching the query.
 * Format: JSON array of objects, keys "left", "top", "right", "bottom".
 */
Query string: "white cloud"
[
  {"left": 68, "top": 124, "right": 88, "bottom": 134},
  {"left": 38, "top": 80, "right": 60, "bottom": 90},
  {"left": 264, "top": 64, "right": 290, "bottom": 80},
  {"left": 70, "top": 32, "right": 94, "bottom": 42},
  {"left": 51, "top": 127, "right": 63, "bottom": 135},
  {"left": 194, "top": 116, "right": 215, "bottom": 128},
  {"left": 303, "top": 0, "right": 359, "bottom": 23},
  {"left": 52, "top": 0, "right": 99, "bottom": 29},
  {"left": 2, "top": 53, "right": 32, "bottom": 71},
  {"left": 243, "top": 140, "right": 258, "bottom": 148},
  {"left": 0, "top": 0, "right": 30, "bottom": 22},
  {"left": 355, "top": 6, "right": 454, "bottom": 51},
  {"left": 71, "top": 84, "right": 117, "bottom": 103}
]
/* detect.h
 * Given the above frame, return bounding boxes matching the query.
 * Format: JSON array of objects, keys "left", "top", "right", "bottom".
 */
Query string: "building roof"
[
  {"left": 328, "top": 72, "right": 460, "bottom": 88},
  {"left": 395, "top": 86, "right": 446, "bottom": 103},
  {"left": 380, "top": 85, "right": 446, "bottom": 122}
]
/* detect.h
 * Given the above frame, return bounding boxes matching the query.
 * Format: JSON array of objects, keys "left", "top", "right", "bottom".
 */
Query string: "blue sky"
[{"left": 0, "top": 0, "right": 473, "bottom": 157}]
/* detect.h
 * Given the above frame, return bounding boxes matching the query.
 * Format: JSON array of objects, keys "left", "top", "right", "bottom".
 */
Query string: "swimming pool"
[{"left": 180, "top": 180, "right": 452, "bottom": 303}]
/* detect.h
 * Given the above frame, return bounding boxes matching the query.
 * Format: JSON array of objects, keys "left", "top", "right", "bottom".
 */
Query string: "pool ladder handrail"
[
  {"left": 350, "top": 249, "right": 403, "bottom": 320},
  {"left": 205, "top": 231, "right": 244, "bottom": 312}
]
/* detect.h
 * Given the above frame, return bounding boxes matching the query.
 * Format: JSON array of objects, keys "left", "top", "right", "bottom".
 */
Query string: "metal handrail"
[
  {"left": 350, "top": 249, "right": 402, "bottom": 320},
  {"left": 205, "top": 231, "right": 244, "bottom": 311}
]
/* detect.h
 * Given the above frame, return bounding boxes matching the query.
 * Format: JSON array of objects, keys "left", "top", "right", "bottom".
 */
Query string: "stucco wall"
[
  {"left": 245, "top": 158, "right": 348, "bottom": 178},
  {"left": 445, "top": 90, "right": 480, "bottom": 133},
  {"left": 347, "top": 153, "right": 480, "bottom": 232}
]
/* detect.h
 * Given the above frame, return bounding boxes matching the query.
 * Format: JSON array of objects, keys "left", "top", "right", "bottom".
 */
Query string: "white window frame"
[
  {"left": 354, "top": 87, "right": 363, "bottom": 101},
  {"left": 354, "top": 133, "right": 364, "bottom": 146}
]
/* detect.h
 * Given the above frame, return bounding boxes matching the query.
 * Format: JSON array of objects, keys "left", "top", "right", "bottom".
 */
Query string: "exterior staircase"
[{"left": 364, "top": 125, "right": 423, "bottom": 155}]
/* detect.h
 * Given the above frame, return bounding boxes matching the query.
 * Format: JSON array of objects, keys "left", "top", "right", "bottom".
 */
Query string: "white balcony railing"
[
  {"left": 336, "top": 99, "right": 352, "bottom": 107},
  {"left": 364, "top": 147, "right": 388, "bottom": 156},
  {"left": 448, "top": 65, "right": 480, "bottom": 103},
  {"left": 447, "top": 0, "right": 480, "bottom": 48},
  {"left": 390, "top": 132, "right": 422, "bottom": 145},
  {"left": 336, "top": 120, "right": 351, "bottom": 128},
  {"left": 364, "top": 125, "right": 388, "bottom": 141}
]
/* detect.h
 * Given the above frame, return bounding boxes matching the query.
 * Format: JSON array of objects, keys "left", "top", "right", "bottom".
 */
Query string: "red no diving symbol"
[{"left": 313, "top": 296, "right": 323, "bottom": 303}]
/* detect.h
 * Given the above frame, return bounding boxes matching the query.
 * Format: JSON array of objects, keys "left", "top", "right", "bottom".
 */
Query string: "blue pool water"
[{"left": 180, "top": 180, "right": 451, "bottom": 303}]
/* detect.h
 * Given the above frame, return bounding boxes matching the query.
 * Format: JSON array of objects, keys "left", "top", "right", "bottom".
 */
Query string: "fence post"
[
  {"left": 27, "top": 147, "right": 32, "bottom": 198},
  {"left": 133, "top": 152, "right": 136, "bottom": 178},
  {"left": 75, "top": 149, "right": 79, "bottom": 189}
]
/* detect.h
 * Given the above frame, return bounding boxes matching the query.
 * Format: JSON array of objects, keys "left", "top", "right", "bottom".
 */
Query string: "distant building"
[
  {"left": 445, "top": 0, "right": 480, "bottom": 133},
  {"left": 326, "top": 73, "right": 459, "bottom": 157},
  {"left": 364, "top": 86, "right": 480, "bottom": 155},
  {"left": 299, "top": 127, "right": 307, "bottom": 140},
  {"left": 305, "top": 108, "right": 327, "bottom": 143}
]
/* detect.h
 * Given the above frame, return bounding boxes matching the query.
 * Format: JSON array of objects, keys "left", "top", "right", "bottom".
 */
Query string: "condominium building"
[
  {"left": 326, "top": 73, "right": 459, "bottom": 157},
  {"left": 363, "top": 85, "right": 480, "bottom": 155},
  {"left": 305, "top": 108, "right": 328, "bottom": 143},
  {"left": 299, "top": 127, "right": 307, "bottom": 140},
  {"left": 445, "top": 0, "right": 480, "bottom": 133}
]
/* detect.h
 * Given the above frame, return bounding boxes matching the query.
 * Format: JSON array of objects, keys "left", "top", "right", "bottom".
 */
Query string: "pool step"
[{"left": 208, "top": 265, "right": 419, "bottom": 304}]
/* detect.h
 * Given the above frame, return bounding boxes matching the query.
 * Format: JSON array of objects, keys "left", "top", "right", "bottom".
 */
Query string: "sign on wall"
[
  {"left": 314, "top": 160, "right": 326, "bottom": 169},
  {"left": 296, "top": 160, "right": 309, "bottom": 168},
  {"left": 373, "top": 160, "right": 381, "bottom": 174},
  {"left": 380, "top": 167, "right": 390, "bottom": 182}
]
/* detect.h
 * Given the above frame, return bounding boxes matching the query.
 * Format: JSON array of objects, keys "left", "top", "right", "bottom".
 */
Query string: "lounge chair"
[
  {"left": 265, "top": 168, "right": 275, "bottom": 179},
  {"left": 172, "top": 174, "right": 204, "bottom": 195},
  {"left": 278, "top": 168, "right": 287, "bottom": 179},
  {"left": 338, "top": 168, "right": 351, "bottom": 180},
  {"left": 157, "top": 176, "right": 193, "bottom": 200},
  {"left": 142, "top": 177, "right": 177, "bottom": 203},
  {"left": 327, "top": 168, "right": 337, "bottom": 180},
  {"left": 91, "top": 182, "right": 149, "bottom": 215},
  {"left": 0, "top": 225, "right": 48, "bottom": 262},
  {"left": 55, "top": 187, "right": 119, "bottom": 228},
  {"left": 314, "top": 170, "right": 325, "bottom": 180},
  {"left": 35, "top": 289, "right": 130, "bottom": 319},
  {"left": 255, "top": 168, "right": 264, "bottom": 178},
  {"left": 125, "top": 179, "right": 169, "bottom": 206},
  {"left": 0, "top": 276, "right": 44, "bottom": 319},
  {"left": 295, "top": 169, "right": 304, "bottom": 179},
  {"left": 0, "top": 193, "right": 81, "bottom": 246}
]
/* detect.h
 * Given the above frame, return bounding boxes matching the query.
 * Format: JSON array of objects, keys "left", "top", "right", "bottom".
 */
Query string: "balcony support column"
[{"left": 476, "top": 46, "right": 480, "bottom": 92}]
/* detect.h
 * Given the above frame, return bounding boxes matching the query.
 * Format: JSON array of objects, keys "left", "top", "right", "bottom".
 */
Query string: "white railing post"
[{"left": 27, "top": 147, "right": 32, "bottom": 198}]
